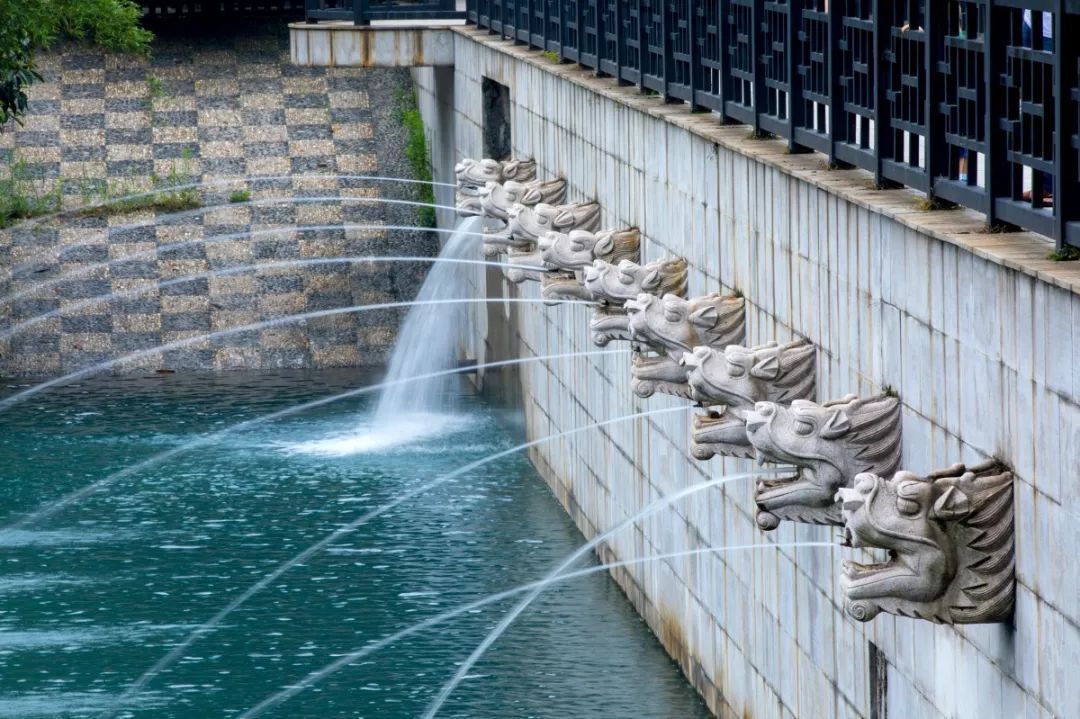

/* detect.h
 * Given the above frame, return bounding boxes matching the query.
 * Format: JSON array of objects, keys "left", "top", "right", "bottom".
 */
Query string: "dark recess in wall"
[
  {"left": 869, "top": 640, "right": 888, "bottom": 719},
  {"left": 482, "top": 77, "right": 512, "bottom": 160}
]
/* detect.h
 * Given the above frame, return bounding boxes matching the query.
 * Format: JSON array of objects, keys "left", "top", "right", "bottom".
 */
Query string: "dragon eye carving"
[
  {"left": 897, "top": 496, "right": 921, "bottom": 515},
  {"left": 726, "top": 360, "right": 746, "bottom": 378},
  {"left": 618, "top": 271, "right": 634, "bottom": 285},
  {"left": 895, "top": 481, "right": 925, "bottom": 516},
  {"left": 794, "top": 418, "right": 815, "bottom": 436}
]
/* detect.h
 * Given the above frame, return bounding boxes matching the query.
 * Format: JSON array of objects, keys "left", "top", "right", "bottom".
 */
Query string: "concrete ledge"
[{"left": 290, "top": 21, "right": 457, "bottom": 67}]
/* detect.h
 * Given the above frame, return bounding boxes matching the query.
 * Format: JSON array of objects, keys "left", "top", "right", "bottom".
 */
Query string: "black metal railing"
[
  {"left": 305, "top": 0, "right": 464, "bottom": 24},
  {"left": 140, "top": 1, "right": 304, "bottom": 17},
  {"left": 462, "top": 0, "right": 1080, "bottom": 250}
]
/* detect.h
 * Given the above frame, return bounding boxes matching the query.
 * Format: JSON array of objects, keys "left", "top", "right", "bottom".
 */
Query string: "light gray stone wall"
[{"left": 413, "top": 29, "right": 1080, "bottom": 719}]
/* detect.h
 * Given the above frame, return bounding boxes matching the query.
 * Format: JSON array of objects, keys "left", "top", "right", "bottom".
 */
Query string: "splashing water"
[
  {"left": 283, "top": 412, "right": 476, "bottom": 456},
  {"left": 377, "top": 217, "right": 484, "bottom": 420},
  {"left": 326, "top": 216, "right": 486, "bottom": 453}
]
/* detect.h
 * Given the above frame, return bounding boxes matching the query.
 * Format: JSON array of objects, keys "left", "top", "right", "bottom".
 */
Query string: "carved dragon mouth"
[
  {"left": 588, "top": 312, "right": 631, "bottom": 345},
  {"left": 690, "top": 411, "right": 754, "bottom": 458},
  {"left": 630, "top": 351, "right": 669, "bottom": 368},
  {"left": 691, "top": 409, "right": 742, "bottom": 434},
  {"left": 457, "top": 184, "right": 485, "bottom": 197},
  {"left": 688, "top": 378, "right": 754, "bottom": 407},
  {"left": 485, "top": 232, "right": 532, "bottom": 250},
  {"left": 541, "top": 274, "right": 590, "bottom": 301},
  {"left": 841, "top": 558, "right": 892, "bottom": 580},
  {"left": 755, "top": 472, "right": 814, "bottom": 510}
]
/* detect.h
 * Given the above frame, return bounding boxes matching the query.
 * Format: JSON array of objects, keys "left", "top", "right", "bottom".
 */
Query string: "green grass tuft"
[
  {"left": 229, "top": 188, "right": 252, "bottom": 203},
  {"left": 543, "top": 50, "right": 560, "bottom": 63},
  {"left": 1047, "top": 245, "right": 1080, "bottom": 262},
  {"left": 397, "top": 91, "right": 437, "bottom": 228},
  {"left": 147, "top": 75, "right": 165, "bottom": 99},
  {"left": 75, "top": 158, "right": 201, "bottom": 219},
  {"left": 914, "top": 196, "right": 952, "bottom": 212},
  {"left": 0, "top": 158, "right": 62, "bottom": 228}
]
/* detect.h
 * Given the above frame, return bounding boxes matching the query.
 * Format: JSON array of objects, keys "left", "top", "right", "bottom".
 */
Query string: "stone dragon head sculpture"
[
  {"left": 584, "top": 257, "right": 689, "bottom": 305},
  {"left": 537, "top": 228, "right": 641, "bottom": 301},
  {"left": 582, "top": 258, "right": 689, "bottom": 346},
  {"left": 681, "top": 340, "right": 816, "bottom": 460},
  {"left": 744, "top": 393, "right": 902, "bottom": 530},
  {"left": 484, "top": 201, "right": 602, "bottom": 257},
  {"left": 624, "top": 292, "right": 746, "bottom": 399},
  {"left": 454, "top": 157, "right": 537, "bottom": 207},
  {"left": 837, "top": 461, "right": 1014, "bottom": 624},
  {"left": 467, "top": 178, "right": 567, "bottom": 221}
]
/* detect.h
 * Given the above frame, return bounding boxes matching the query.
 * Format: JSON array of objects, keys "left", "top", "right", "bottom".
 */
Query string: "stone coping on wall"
[{"left": 452, "top": 25, "right": 1080, "bottom": 299}]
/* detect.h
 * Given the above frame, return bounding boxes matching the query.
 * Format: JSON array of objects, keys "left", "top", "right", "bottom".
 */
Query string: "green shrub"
[{"left": 1, "top": 0, "right": 152, "bottom": 127}]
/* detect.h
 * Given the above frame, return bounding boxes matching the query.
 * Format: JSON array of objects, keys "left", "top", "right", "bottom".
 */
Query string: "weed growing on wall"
[
  {"left": 0, "top": 158, "right": 61, "bottom": 227},
  {"left": 397, "top": 88, "right": 437, "bottom": 228},
  {"left": 1047, "top": 245, "right": 1080, "bottom": 262},
  {"left": 77, "top": 155, "right": 201, "bottom": 218}
]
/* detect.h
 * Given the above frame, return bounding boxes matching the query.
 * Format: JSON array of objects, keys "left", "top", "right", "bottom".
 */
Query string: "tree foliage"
[{"left": 1, "top": 0, "right": 152, "bottom": 126}]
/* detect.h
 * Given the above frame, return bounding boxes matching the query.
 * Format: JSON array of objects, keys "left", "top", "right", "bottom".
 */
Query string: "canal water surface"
[{"left": 0, "top": 371, "right": 711, "bottom": 718}]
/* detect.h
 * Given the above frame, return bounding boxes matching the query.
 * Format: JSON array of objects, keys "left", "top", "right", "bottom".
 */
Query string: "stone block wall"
[
  {"left": 414, "top": 28, "right": 1080, "bottom": 719},
  {"left": 0, "top": 27, "right": 436, "bottom": 376}
]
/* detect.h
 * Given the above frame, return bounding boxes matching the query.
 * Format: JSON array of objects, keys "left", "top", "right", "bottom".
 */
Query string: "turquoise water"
[{"left": 0, "top": 371, "right": 711, "bottom": 718}]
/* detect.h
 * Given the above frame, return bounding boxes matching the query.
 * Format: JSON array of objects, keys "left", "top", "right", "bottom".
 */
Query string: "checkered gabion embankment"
[{"left": 0, "top": 34, "right": 435, "bottom": 377}]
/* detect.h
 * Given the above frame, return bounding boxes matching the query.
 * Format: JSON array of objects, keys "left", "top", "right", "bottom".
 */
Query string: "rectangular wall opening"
[{"left": 482, "top": 77, "right": 512, "bottom": 160}]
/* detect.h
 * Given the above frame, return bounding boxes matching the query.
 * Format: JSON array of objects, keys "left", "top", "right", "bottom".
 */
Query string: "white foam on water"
[
  {"left": 0, "top": 575, "right": 90, "bottom": 593},
  {"left": 0, "top": 529, "right": 121, "bottom": 547},
  {"left": 280, "top": 412, "right": 474, "bottom": 457},
  {"left": 0, "top": 693, "right": 123, "bottom": 717},
  {"left": 0, "top": 624, "right": 196, "bottom": 651}
]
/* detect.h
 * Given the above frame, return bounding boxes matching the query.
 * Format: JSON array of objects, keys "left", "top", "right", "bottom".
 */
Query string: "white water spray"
[
  {"left": 377, "top": 216, "right": 484, "bottom": 419},
  {"left": 296, "top": 217, "right": 487, "bottom": 454}
]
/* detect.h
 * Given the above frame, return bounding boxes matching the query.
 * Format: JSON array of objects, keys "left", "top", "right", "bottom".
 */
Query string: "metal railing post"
[
  {"left": 827, "top": 0, "right": 847, "bottom": 166},
  {"left": 616, "top": 0, "right": 627, "bottom": 83},
  {"left": 985, "top": 1, "right": 1011, "bottom": 230},
  {"left": 925, "top": 0, "right": 950, "bottom": 202},
  {"left": 635, "top": 0, "right": 643, "bottom": 92},
  {"left": 787, "top": 0, "right": 806, "bottom": 151},
  {"left": 752, "top": 0, "right": 765, "bottom": 133},
  {"left": 871, "top": 0, "right": 892, "bottom": 187},
  {"left": 1053, "top": 1, "right": 1078, "bottom": 248},
  {"left": 690, "top": 0, "right": 703, "bottom": 109},
  {"left": 356, "top": 0, "right": 370, "bottom": 25}
]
